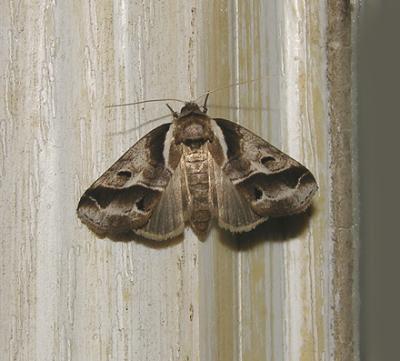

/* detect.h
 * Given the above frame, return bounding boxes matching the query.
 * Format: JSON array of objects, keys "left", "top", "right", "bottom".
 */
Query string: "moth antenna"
[
  {"left": 108, "top": 113, "right": 171, "bottom": 135},
  {"left": 194, "top": 75, "right": 274, "bottom": 104},
  {"left": 105, "top": 98, "right": 186, "bottom": 109},
  {"left": 202, "top": 93, "right": 210, "bottom": 113},
  {"left": 166, "top": 103, "right": 178, "bottom": 118}
]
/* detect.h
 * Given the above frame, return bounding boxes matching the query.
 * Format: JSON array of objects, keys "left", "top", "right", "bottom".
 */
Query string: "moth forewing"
[
  {"left": 77, "top": 122, "right": 179, "bottom": 237},
  {"left": 210, "top": 118, "right": 318, "bottom": 218},
  {"left": 77, "top": 101, "right": 318, "bottom": 241}
]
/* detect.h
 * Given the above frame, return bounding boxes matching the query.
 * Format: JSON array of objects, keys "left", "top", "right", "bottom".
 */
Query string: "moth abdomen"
[{"left": 182, "top": 144, "right": 212, "bottom": 237}]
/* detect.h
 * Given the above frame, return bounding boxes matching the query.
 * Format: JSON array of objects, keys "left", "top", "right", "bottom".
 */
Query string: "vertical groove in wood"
[
  {"left": 327, "top": 1, "right": 359, "bottom": 360},
  {"left": 234, "top": 1, "right": 284, "bottom": 360},
  {"left": 277, "top": 1, "right": 331, "bottom": 360},
  {"left": 197, "top": 2, "right": 241, "bottom": 360}
]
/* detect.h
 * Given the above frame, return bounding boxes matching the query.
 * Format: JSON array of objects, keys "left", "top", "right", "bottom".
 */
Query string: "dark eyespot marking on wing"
[
  {"left": 117, "top": 170, "right": 132, "bottom": 179},
  {"left": 261, "top": 156, "right": 275, "bottom": 167},
  {"left": 253, "top": 186, "right": 263, "bottom": 200}
]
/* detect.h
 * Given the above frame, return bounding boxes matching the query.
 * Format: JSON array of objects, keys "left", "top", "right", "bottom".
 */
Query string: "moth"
[{"left": 77, "top": 95, "right": 318, "bottom": 241}]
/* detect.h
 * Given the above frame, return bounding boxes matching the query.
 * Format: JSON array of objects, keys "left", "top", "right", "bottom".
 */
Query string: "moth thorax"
[{"left": 181, "top": 122, "right": 210, "bottom": 148}]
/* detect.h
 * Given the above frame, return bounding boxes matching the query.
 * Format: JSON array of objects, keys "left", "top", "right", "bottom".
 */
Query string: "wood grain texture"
[{"left": 0, "top": 1, "right": 358, "bottom": 360}]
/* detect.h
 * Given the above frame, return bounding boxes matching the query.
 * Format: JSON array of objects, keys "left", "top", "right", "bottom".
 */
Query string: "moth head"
[
  {"left": 169, "top": 102, "right": 213, "bottom": 147},
  {"left": 167, "top": 92, "right": 210, "bottom": 118},
  {"left": 178, "top": 102, "right": 206, "bottom": 118}
]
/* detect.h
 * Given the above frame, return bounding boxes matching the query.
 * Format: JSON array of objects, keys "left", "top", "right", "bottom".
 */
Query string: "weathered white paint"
[{"left": 0, "top": 1, "right": 357, "bottom": 360}]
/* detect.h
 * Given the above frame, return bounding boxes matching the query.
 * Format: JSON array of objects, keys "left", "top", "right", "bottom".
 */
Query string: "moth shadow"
[
  {"left": 98, "top": 230, "right": 184, "bottom": 249},
  {"left": 218, "top": 205, "right": 315, "bottom": 251},
  {"left": 89, "top": 204, "right": 315, "bottom": 250}
]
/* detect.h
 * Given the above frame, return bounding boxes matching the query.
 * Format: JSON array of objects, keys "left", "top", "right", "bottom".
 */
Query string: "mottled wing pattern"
[
  {"left": 77, "top": 123, "right": 184, "bottom": 239},
  {"left": 209, "top": 118, "right": 317, "bottom": 225}
]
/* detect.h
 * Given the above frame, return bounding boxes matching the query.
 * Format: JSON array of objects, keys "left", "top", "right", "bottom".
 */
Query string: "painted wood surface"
[{"left": 0, "top": 1, "right": 357, "bottom": 360}]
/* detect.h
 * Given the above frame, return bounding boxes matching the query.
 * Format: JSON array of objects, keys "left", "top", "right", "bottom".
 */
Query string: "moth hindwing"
[{"left": 77, "top": 102, "right": 318, "bottom": 241}]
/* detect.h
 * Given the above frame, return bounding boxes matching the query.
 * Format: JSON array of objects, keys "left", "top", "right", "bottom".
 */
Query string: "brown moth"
[{"left": 77, "top": 96, "right": 318, "bottom": 241}]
